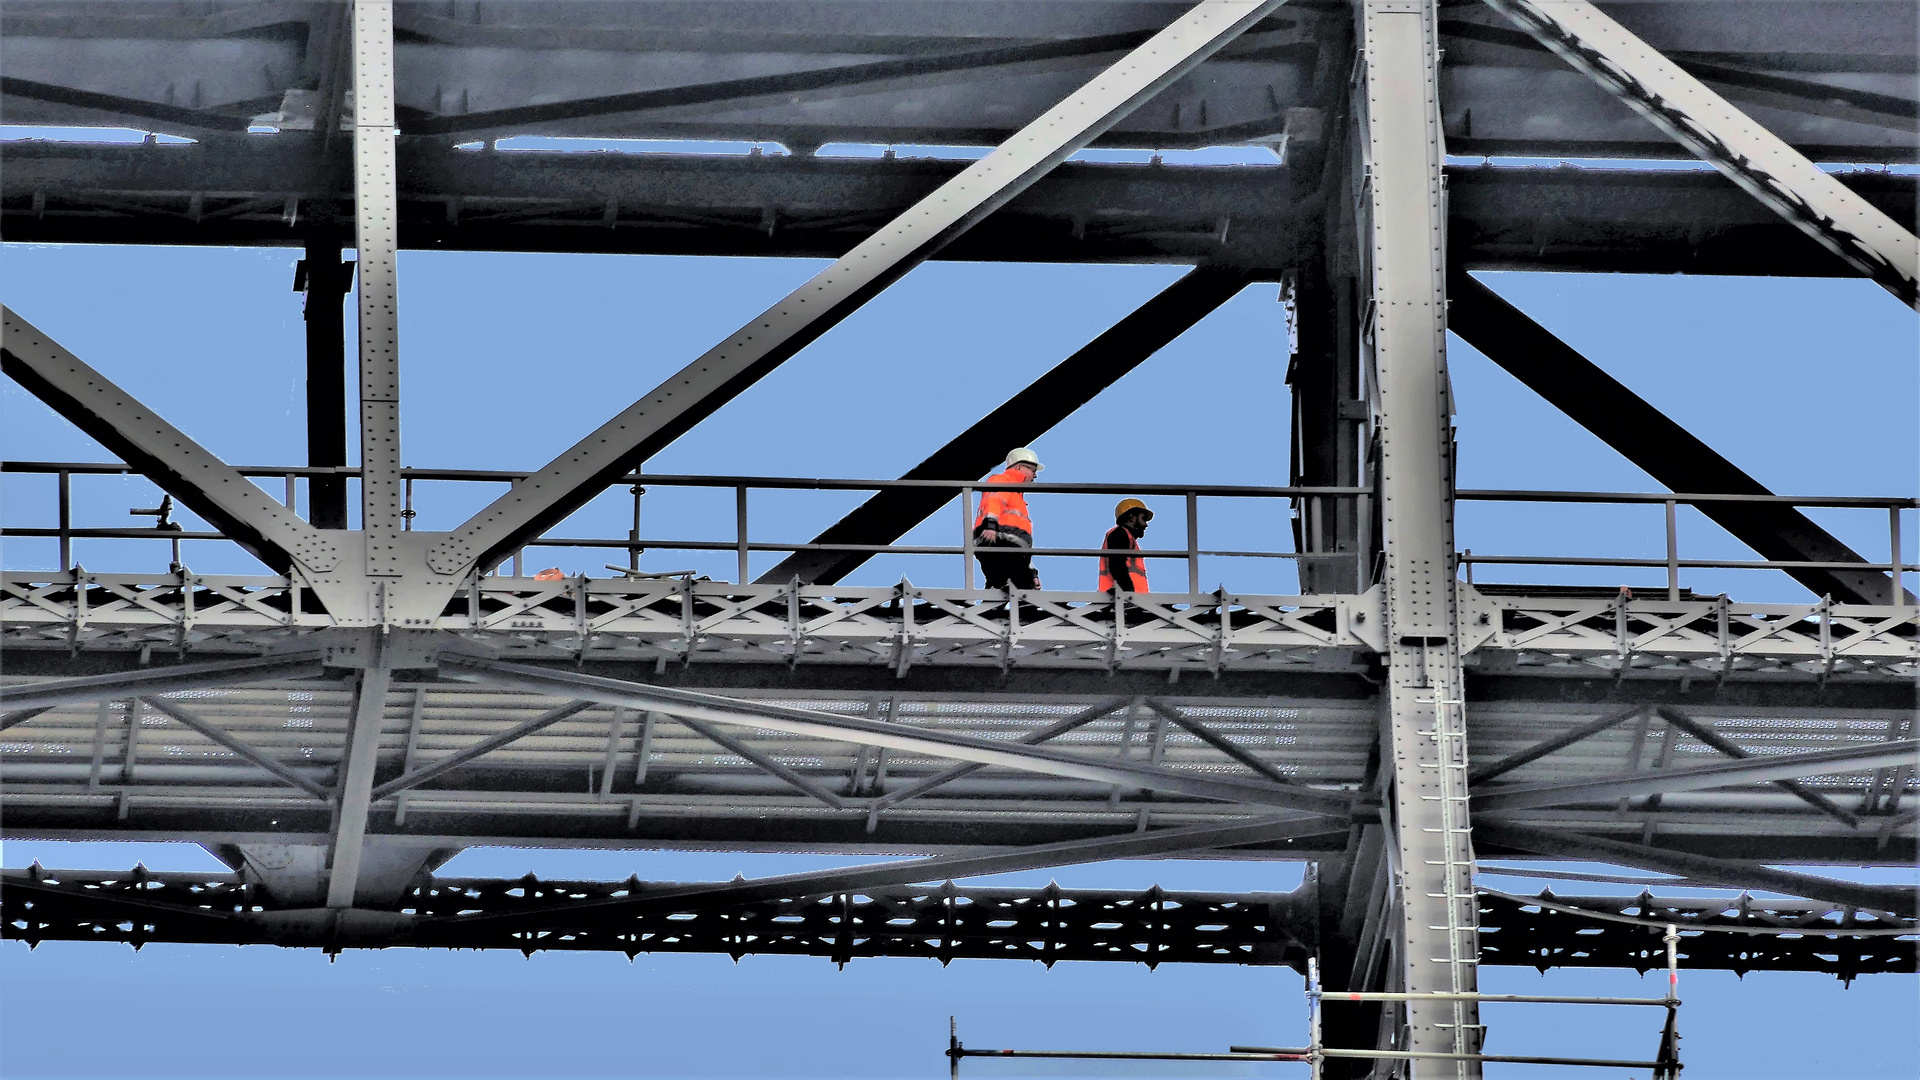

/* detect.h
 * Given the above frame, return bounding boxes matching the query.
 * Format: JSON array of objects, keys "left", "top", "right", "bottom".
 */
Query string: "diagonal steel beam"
[
  {"left": 369, "top": 700, "right": 596, "bottom": 801},
  {"left": 0, "top": 707, "right": 55, "bottom": 732},
  {"left": 0, "top": 653, "right": 327, "bottom": 713},
  {"left": 1654, "top": 706, "right": 1859, "bottom": 828},
  {"left": 1473, "top": 739, "right": 1920, "bottom": 813},
  {"left": 1474, "top": 820, "right": 1916, "bottom": 917},
  {"left": 677, "top": 715, "right": 848, "bottom": 810},
  {"left": 871, "top": 697, "right": 1131, "bottom": 810},
  {"left": 424, "top": 813, "right": 1335, "bottom": 931},
  {"left": 758, "top": 268, "right": 1255, "bottom": 585},
  {"left": 439, "top": 654, "right": 1355, "bottom": 816},
  {"left": 0, "top": 308, "right": 342, "bottom": 577},
  {"left": 1479, "top": 0, "right": 1920, "bottom": 307},
  {"left": 424, "top": 0, "right": 1290, "bottom": 581},
  {"left": 137, "top": 696, "right": 333, "bottom": 801},
  {"left": 0, "top": 75, "right": 254, "bottom": 135},
  {"left": 1467, "top": 705, "right": 1644, "bottom": 784},
  {"left": 1144, "top": 698, "right": 1298, "bottom": 786},
  {"left": 326, "top": 649, "right": 391, "bottom": 909},
  {"left": 1447, "top": 271, "right": 1904, "bottom": 606}
]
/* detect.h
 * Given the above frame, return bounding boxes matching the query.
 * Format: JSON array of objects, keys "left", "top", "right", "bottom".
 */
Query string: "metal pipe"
[
  {"left": 1237, "top": 1047, "right": 1677, "bottom": 1068},
  {"left": 1187, "top": 491, "right": 1201, "bottom": 594},
  {"left": 56, "top": 468, "right": 70, "bottom": 570},
  {"left": 960, "top": 487, "right": 975, "bottom": 589},
  {"left": 1318, "top": 992, "right": 1674, "bottom": 1006},
  {"left": 736, "top": 485, "right": 749, "bottom": 584},
  {"left": 1665, "top": 499, "right": 1680, "bottom": 600}
]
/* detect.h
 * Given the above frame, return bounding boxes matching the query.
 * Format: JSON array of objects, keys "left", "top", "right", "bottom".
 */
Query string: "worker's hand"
[{"left": 980, "top": 528, "right": 997, "bottom": 544}]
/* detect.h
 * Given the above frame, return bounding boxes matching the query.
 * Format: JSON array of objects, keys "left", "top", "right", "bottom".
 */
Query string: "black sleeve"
[{"left": 1103, "top": 526, "right": 1134, "bottom": 591}]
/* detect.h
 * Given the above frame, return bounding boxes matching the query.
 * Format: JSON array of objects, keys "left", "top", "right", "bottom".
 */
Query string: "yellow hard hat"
[
  {"left": 1114, "top": 498, "right": 1153, "bottom": 523},
  {"left": 1006, "top": 447, "right": 1043, "bottom": 472}
]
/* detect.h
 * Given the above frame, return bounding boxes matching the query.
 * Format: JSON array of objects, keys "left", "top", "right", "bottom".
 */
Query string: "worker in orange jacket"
[
  {"left": 1098, "top": 499, "right": 1152, "bottom": 592},
  {"left": 973, "top": 447, "right": 1043, "bottom": 590}
]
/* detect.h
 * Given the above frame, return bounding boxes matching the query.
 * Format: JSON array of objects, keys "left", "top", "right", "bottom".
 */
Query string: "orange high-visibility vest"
[
  {"left": 1097, "top": 526, "right": 1149, "bottom": 592},
  {"left": 973, "top": 468, "right": 1034, "bottom": 545}
]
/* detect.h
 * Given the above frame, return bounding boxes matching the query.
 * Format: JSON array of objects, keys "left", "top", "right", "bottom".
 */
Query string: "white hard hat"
[{"left": 1006, "top": 447, "right": 1044, "bottom": 472}]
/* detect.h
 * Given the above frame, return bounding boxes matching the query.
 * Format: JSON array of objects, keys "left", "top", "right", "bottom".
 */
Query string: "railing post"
[
  {"left": 402, "top": 474, "right": 415, "bottom": 531},
  {"left": 1186, "top": 491, "right": 1200, "bottom": 595},
  {"left": 629, "top": 483, "right": 645, "bottom": 573},
  {"left": 1666, "top": 500, "right": 1680, "bottom": 601},
  {"left": 284, "top": 472, "right": 297, "bottom": 510},
  {"left": 56, "top": 470, "right": 71, "bottom": 572},
  {"left": 736, "top": 485, "right": 750, "bottom": 585},
  {"left": 511, "top": 549, "right": 523, "bottom": 577},
  {"left": 961, "top": 487, "right": 976, "bottom": 590},
  {"left": 1891, "top": 507, "right": 1904, "bottom": 607}
]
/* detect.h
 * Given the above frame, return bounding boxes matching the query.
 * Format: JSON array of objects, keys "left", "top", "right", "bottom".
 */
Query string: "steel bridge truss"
[{"left": 3, "top": 3, "right": 1919, "bottom": 1078}]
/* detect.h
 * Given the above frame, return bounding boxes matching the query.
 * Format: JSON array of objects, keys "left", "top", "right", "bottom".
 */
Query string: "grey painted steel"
[
  {"left": 436, "top": 813, "right": 1332, "bottom": 930},
  {"left": 1475, "top": 821, "right": 1917, "bottom": 918},
  {"left": 423, "top": 0, "right": 1290, "bottom": 586},
  {"left": 1653, "top": 705, "right": 1860, "bottom": 828},
  {"left": 326, "top": 655, "right": 392, "bottom": 908},
  {"left": 369, "top": 700, "right": 597, "bottom": 802},
  {"left": 354, "top": 0, "right": 405, "bottom": 576},
  {"left": 135, "top": 696, "right": 334, "bottom": 801},
  {"left": 1473, "top": 739, "right": 1920, "bottom": 813},
  {"left": 1479, "top": 0, "right": 1920, "bottom": 307},
  {"left": 1145, "top": 698, "right": 1297, "bottom": 786},
  {"left": 0, "top": 707, "right": 54, "bottom": 732},
  {"left": 0, "top": 308, "right": 341, "bottom": 577},
  {"left": 439, "top": 654, "right": 1355, "bottom": 817},
  {"left": 871, "top": 697, "right": 1131, "bottom": 810},
  {"left": 1360, "top": 1, "right": 1481, "bottom": 1071},
  {"left": 676, "top": 715, "right": 849, "bottom": 810},
  {"left": 1467, "top": 704, "right": 1642, "bottom": 784},
  {"left": 0, "top": 653, "right": 326, "bottom": 712}
]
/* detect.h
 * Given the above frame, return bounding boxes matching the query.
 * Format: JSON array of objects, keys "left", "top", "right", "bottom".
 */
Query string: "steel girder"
[
  {"left": 757, "top": 266, "right": 1256, "bottom": 586},
  {"left": 419, "top": 0, "right": 1292, "bottom": 600},
  {"left": 4, "top": 867, "right": 1909, "bottom": 979},
  {"left": 5, "top": 136, "right": 1915, "bottom": 273},
  {"left": 1447, "top": 270, "right": 1908, "bottom": 607},
  {"left": 1479, "top": 0, "right": 1920, "bottom": 307},
  {"left": 1357, "top": 1, "right": 1482, "bottom": 1071}
]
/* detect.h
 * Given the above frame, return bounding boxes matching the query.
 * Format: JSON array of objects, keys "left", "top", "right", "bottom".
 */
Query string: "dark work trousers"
[{"left": 976, "top": 543, "right": 1039, "bottom": 591}]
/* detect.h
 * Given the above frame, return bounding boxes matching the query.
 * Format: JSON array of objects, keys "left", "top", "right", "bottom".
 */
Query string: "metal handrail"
[{"left": 2, "top": 459, "right": 1910, "bottom": 602}]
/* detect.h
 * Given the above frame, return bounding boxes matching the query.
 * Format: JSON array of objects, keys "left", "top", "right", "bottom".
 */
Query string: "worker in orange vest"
[
  {"left": 1098, "top": 499, "right": 1152, "bottom": 593},
  {"left": 973, "top": 447, "right": 1043, "bottom": 590}
]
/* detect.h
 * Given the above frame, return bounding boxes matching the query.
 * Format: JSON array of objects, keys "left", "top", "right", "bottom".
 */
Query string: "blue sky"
[{"left": 3, "top": 220, "right": 1917, "bottom": 1077}]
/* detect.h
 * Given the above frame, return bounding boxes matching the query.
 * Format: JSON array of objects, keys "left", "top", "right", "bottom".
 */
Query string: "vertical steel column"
[
  {"left": 303, "top": 234, "right": 351, "bottom": 529},
  {"left": 353, "top": 0, "right": 402, "bottom": 571},
  {"left": 1358, "top": 1, "right": 1480, "bottom": 1075}
]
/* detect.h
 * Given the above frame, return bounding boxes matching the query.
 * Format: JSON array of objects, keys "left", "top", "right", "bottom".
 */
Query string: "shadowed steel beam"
[
  {"left": 0, "top": 76, "right": 253, "bottom": 134},
  {"left": 0, "top": 653, "right": 326, "bottom": 713},
  {"left": 405, "top": 29, "right": 1163, "bottom": 136},
  {"left": 678, "top": 715, "right": 848, "bottom": 810},
  {"left": 0, "top": 308, "right": 341, "bottom": 577},
  {"left": 1473, "top": 739, "right": 1920, "bottom": 812},
  {"left": 370, "top": 700, "right": 596, "bottom": 801},
  {"left": 1475, "top": 820, "right": 1917, "bottom": 917},
  {"left": 1447, "top": 271, "right": 1903, "bottom": 605},
  {"left": 1467, "top": 705, "right": 1644, "bottom": 784},
  {"left": 137, "top": 696, "right": 333, "bottom": 801},
  {"left": 439, "top": 655, "right": 1354, "bottom": 816},
  {"left": 759, "top": 267, "right": 1254, "bottom": 585},
  {"left": 426, "top": 813, "right": 1335, "bottom": 930},
  {"left": 1144, "top": 698, "right": 1297, "bottom": 786},
  {"left": 1479, "top": 0, "right": 1920, "bottom": 306},
  {"left": 425, "top": 0, "right": 1290, "bottom": 582},
  {"left": 0, "top": 707, "right": 54, "bottom": 732},
  {"left": 872, "top": 697, "right": 1130, "bottom": 809},
  {"left": 1654, "top": 706, "right": 1859, "bottom": 828}
]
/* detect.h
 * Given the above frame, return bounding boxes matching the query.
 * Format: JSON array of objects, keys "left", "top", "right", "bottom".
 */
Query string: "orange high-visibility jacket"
[
  {"left": 973, "top": 468, "right": 1034, "bottom": 546},
  {"left": 1097, "top": 525, "right": 1150, "bottom": 592}
]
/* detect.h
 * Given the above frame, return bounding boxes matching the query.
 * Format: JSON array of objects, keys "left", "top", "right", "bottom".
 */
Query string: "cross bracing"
[{"left": 2, "top": 2, "right": 1917, "bottom": 1076}]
